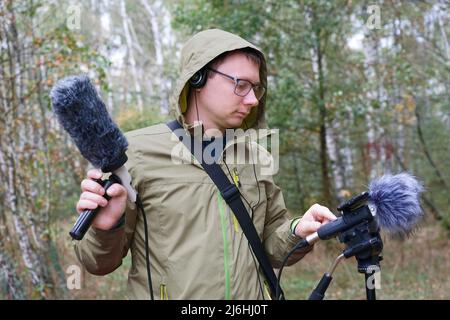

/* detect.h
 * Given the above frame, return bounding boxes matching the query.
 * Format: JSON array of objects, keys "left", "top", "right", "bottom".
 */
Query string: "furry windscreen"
[
  {"left": 51, "top": 75, "right": 128, "bottom": 171},
  {"left": 368, "top": 173, "right": 425, "bottom": 237}
]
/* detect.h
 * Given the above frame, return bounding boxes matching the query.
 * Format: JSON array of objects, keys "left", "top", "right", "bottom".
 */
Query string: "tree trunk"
[
  {"left": 292, "top": 153, "right": 305, "bottom": 211},
  {"left": 1, "top": 1, "right": 56, "bottom": 298},
  {"left": 415, "top": 99, "right": 450, "bottom": 191},
  {"left": 119, "top": 0, "right": 144, "bottom": 111},
  {"left": 140, "top": 0, "right": 170, "bottom": 114},
  {"left": 313, "top": 24, "right": 334, "bottom": 208}
]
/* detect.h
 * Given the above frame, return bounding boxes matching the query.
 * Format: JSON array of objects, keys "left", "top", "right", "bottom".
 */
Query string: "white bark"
[
  {"left": 326, "top": 122, "right": 341, "bottom": 190},
  {"left": 437, "top": 2, "right": 450, "bottom": 61},
  {"left": 363, "top": 32, "right": 385, "bottom": 179},
  {"left": 119, "top": 0, "right": 143, "bottom": 111},
  {"left": 140, "top": 0, "right": 169, "bottom": 113},
  {"left": 0, "top": 4, "right": 49, "bottom": 298},
  {"left": 3, "top": 139, "right": 48, "bottom": 297}
]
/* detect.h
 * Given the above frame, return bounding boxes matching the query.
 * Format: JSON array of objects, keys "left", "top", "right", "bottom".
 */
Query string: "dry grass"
[{"left": 55, "top": 217, "right": 449, "bottom": 300}]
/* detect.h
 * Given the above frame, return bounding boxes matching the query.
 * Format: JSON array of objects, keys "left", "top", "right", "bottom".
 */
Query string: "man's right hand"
[{"left": 76, "top": 169, "right": 128, "bottom": 231}]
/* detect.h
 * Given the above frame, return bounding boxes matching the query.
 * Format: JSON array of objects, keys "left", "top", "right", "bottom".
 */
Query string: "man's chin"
[{"left": 226, "top": 118, "right": 245, "bottom": 129}]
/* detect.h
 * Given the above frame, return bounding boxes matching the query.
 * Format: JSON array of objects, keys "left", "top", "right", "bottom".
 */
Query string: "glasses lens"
[
  {"left": 235, "top": 80, "right": 252, "bottom": 96},
  {"left": 234, "top": 80, "right": 265, "bottom": 100},
  {"left": 254, "top": 85, "right": 265, "bottom": 100}
]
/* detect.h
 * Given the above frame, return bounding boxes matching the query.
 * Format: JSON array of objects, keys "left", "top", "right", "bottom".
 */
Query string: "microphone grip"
[
  {"left": 317, "top": 218, "right": 345, "bottom": 240},
  {"left": 317, "top": 205, "right": 373, "bottom": 240},
  {"left": 69, "top": 175, "right": 121, "bottom": 240}
]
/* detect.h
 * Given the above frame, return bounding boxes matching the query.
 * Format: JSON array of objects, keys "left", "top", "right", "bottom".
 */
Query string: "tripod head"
[{"left": 337, "top": 192, "right": 383, "bottom": 273}]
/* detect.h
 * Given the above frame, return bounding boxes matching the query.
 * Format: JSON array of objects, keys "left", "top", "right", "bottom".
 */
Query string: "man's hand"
[
  {"left": 76, "top": 169, "right": 128, "bottom": 231},
  {"left": 295, "top": 204, "right": 337, "bottom": 239}
]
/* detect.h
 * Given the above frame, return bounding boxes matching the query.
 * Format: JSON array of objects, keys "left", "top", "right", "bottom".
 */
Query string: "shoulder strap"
[{"left": 166, "top": 120, "right": 284, "bottom": 300}]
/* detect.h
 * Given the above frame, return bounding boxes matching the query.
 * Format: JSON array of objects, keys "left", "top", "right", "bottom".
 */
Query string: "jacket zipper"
[
  {"left": 264, "top": 281, "right": 273, "bottom": 300},
  {"left": 231, "top": 168, "right": 240, "bottom": 232},
  {"left": 217, "top": 192, "right": 231, "bottom": 300},
  {"left": 159, "top": 284, "right": 168, "bottom": 300}
]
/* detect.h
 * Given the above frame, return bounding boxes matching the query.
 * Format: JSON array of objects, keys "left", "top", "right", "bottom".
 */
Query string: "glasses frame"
[{"left": 207, "top": 67, "right": 265, "bottom": 100}]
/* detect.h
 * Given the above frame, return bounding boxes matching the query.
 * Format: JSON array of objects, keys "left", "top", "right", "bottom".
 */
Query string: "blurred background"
[{"left": 0, "top": 0, "right": 449, "bottom": 299}]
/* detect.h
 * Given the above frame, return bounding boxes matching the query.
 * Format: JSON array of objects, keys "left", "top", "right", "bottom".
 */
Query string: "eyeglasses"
[{"left": 207, "top": 67, "right": 265, "bottom": 100}]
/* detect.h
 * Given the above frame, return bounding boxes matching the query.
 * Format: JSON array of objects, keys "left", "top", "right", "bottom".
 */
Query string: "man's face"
[{"left": 196, "top": 52, "right": 261, "bottom": 132}]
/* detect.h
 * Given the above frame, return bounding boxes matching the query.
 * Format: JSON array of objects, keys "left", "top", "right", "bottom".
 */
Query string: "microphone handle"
[{"left": 69, "top": 174, "right": 122, "bottom": 240}]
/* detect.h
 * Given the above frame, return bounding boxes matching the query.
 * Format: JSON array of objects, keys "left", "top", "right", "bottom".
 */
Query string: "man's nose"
[{"left": 243, "top": 88, "right": 259, "bottom": 107}]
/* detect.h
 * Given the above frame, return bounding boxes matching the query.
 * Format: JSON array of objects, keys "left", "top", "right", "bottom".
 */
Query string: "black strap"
[{"left": 167, "top": 120, "right": 284, "bottom": 300}]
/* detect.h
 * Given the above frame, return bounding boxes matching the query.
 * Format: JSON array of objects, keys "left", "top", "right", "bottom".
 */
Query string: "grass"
[{"left": 55, "top": 217, "right": 449, "bottom": 300}]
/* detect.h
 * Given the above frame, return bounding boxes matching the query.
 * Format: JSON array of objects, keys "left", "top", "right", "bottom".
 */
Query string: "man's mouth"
[{"left": 236, "top": 112, "right": 249, "bottom": 118}]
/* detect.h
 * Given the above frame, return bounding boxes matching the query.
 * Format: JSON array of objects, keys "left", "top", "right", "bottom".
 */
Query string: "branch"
[{"left": 415, "top": 100, "right": 450, "bottom": 191}]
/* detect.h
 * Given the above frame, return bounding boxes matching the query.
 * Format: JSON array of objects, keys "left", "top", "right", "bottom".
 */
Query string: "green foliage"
[
  {"left": 172, "top": 0, "right": 450, "bottom": 220},
  {"left": 115, "top": 105, "right": 166, "bottom": 133},
  {"left": 172, "top": 0, "right": 266, "bottom": 40}
]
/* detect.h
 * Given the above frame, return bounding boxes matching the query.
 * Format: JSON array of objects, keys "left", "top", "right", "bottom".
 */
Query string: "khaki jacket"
[{"left": 74, "top": 29, "right": 312, "bottom": 300}]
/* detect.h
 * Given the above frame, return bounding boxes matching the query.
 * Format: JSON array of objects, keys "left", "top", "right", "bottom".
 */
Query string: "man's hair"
[{"left": 207, "top": 47, "right": 262, "bottom": 77}]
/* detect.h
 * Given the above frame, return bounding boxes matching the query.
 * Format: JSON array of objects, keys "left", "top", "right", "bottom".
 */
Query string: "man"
[{"left": 74, "top": 29, "right": 336, "bottom": 299}]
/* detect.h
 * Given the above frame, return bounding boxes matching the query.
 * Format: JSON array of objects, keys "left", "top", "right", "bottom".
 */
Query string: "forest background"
[{"left": 0, "top": 0, "right": 449, "bottom": 299}]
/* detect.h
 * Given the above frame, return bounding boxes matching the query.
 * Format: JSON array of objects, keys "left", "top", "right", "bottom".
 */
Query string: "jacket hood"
[{"left": 170, "top": 28, "right": 268, "bottom": 130}]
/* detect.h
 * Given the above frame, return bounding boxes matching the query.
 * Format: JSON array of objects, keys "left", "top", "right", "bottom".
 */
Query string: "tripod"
[
  {"left": 309, "top": 195, "right": 383, "bottom": 300},
  {"left": 308, "top": 240, "right": 382, "bottom": 300}
]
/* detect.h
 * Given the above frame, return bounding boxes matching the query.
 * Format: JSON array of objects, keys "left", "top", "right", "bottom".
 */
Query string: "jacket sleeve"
[
  {"left": 73, "top": 198, "right": 138, "bottom": 275},
  {"left": 262, "top": 177, "right": 314, "bottom": 268}
]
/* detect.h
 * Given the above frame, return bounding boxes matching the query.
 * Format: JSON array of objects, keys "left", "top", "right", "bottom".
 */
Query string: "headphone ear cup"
[{"left": 189, "top": 68, "right": 207, "bottom": 88}]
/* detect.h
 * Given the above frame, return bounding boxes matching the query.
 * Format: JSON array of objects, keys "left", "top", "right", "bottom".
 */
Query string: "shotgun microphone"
[
  {"left": 51, "top": 75, "right": 154, "bottom": 299},
  {"left": 50, "top": 75, "right": 137, "bottom": 240}
]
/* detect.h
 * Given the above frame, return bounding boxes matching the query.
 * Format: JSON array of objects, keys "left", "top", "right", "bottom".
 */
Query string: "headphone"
[{"left": 189, "top": 67, "right": 208, "bottom": 88}]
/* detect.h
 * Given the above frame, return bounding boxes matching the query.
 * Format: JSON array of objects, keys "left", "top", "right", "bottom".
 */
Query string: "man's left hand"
[{"left": 295, "top": 204, "right": 337, "bottom": 239}]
